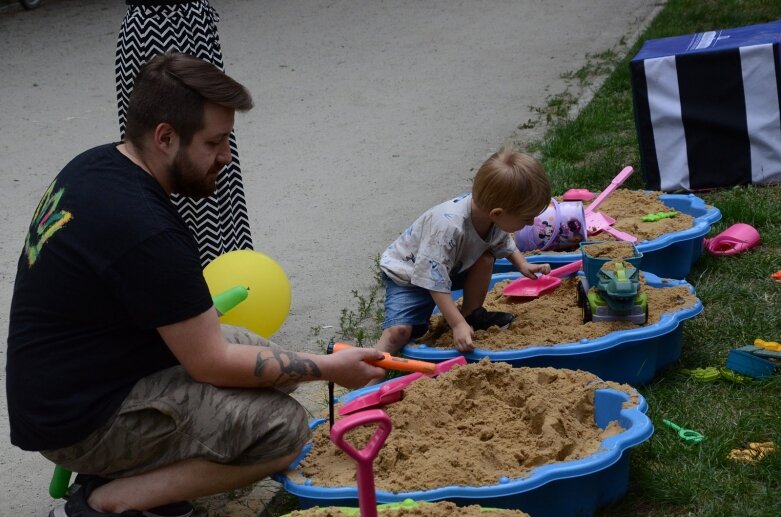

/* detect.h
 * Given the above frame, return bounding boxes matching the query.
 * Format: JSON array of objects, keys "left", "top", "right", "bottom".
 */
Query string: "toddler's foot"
[{"left": 465, "top": 307, "right": 514, "bottom": 331}]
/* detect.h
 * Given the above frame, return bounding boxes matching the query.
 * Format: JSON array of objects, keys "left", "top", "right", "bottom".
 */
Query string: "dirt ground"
[{"left": 290, "top": 360, "right": 636, "bottom": 494}]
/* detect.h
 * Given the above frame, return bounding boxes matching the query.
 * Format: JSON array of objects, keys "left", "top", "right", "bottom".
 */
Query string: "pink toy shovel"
[
  {"left": 330, "top": 409, "right": 393, "bottom": 517},
  {"left": 704, "top": 223, "right": 761, "bottom": 256},
  {"left": 503, "top": 260, "right": 583, "bottom": 298},
  {"left": 584, "top": 166, "right": 637, "bottom": 242},
  {"left": 339, "top": 356, "right": 467, "bottom": 416}
]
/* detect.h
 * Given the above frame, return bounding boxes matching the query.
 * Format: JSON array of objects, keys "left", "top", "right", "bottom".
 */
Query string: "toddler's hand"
[
  {"left": 520, "top": 261, "right": 551, "bottom": 279},
  {"left": 453, "top": 321, "right": 475, "bottom": 353}
]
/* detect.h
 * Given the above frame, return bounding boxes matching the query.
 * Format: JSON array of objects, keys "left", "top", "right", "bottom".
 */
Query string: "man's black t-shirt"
[{"left": 7, "top": 144, "right": 213, "bottom": 451}]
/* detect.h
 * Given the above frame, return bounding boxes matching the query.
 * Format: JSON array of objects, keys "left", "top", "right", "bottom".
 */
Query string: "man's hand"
[
  {"left": 160, "top": 308, "right": 386, "bottom": 389},
  {"left": 452, "top": 321, "right": 475, "bottom": 353},
  {"left": 322, "top": 347, "right": 387, "bottom": 389}
]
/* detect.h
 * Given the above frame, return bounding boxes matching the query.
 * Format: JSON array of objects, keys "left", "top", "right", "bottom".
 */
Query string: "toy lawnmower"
[{"left": 577, "top": 241, "right": 648, "bottom": 324}]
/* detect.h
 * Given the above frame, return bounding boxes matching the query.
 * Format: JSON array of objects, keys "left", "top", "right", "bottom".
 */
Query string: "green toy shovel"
[{"left": 662, "top": 419, "right": 704, "bottom": 444}]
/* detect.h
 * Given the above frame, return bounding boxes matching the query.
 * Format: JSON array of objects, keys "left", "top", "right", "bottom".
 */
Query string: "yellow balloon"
[{"left": 203, "top": 250, "right": 291, "bottom": 338}]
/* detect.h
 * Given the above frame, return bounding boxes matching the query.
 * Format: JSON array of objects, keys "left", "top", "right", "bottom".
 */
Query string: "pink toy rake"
[{"left": 584, "top": 166, "right": 637, "bottom": 242}]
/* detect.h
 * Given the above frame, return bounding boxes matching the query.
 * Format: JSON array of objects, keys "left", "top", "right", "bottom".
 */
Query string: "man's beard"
[{"left": 170, "top": 147, "right": 220, "bottom": 199}]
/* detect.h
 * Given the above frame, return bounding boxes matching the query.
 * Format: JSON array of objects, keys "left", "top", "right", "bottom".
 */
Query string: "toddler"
[{"left": 377, "top": 146, "right": 552, "bottom": 356}]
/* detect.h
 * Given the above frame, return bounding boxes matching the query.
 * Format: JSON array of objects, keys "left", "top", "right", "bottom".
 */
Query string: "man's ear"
[{"left": 153, "top": 123, "right": 179, "bottom": 155}]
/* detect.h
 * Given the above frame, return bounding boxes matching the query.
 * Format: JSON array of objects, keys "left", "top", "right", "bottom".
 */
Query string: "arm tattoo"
[{"left": 255, "top": 348, "right": 322, "bottom": 386}]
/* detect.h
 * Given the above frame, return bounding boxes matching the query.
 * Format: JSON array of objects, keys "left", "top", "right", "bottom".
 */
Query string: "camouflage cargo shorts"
[{"left": 41, "top": 325, "right": 311, "bottom": 478}]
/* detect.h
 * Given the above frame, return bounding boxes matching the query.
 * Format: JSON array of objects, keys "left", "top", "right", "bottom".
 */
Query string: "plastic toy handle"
[
  {"left": 331, "top": 342, "right": 436, "bottom": 374},
  {"left": 330, "top": 409, "right": 392, "bottom": 517},
  {"left": 432, "top": 355, "right": 467, "bottom": 375},
  {"left": 548, "top": 259, "right": 583, "bottom": 278},
  {"left": 212, "top": 285, "right": 249, "bottom": 316},
  {"left": 49, "top": 465, "right": 73, "bottom": 499},
  {"left": 662, "top": 419, "right": 682, "bottom": 431},
  {"left": 585, "top": 166, "right": 634, "bottom": 215}
]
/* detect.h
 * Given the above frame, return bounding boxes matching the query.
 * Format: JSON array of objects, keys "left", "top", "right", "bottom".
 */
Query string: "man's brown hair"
[
  {"left": 472, "top": 146, "right": 551, "bottom": 218},
  {"left": 125, "top": 52, "right": 253, "bottom": 148}
]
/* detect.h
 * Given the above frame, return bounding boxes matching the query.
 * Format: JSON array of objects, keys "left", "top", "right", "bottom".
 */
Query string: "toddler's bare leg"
[
  {"left": 375, "top": 325, "right": 413, "bottom": 355},
  {"left": 460, "top": 252, "right": 494, "bottom": 316}
]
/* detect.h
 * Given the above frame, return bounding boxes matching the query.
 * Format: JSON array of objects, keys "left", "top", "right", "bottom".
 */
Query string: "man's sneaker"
[
  {"left": 465, "top": 307, "right": 514, "bottom": 331},
  {"left": 141, "top": 501, "right": 193, "bottom": 517},
  {"left": 49, "top": 475, "right": 193, "bottom": 517}
]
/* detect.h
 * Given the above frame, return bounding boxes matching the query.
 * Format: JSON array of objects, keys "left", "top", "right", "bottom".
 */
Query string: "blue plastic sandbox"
[
  {"left": 277, "top": 388, "right": 653, "bottom": 516},
  {"left": 402, "top": 271, "right": 702, "bottom": 386},
  {"left": 494, "top": 192, "right": 721, "bottom": 279}
]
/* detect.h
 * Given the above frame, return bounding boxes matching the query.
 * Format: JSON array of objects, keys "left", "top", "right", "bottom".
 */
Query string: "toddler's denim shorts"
[{"left": 382, "top": 272, "right": 464, "bottom": 339}]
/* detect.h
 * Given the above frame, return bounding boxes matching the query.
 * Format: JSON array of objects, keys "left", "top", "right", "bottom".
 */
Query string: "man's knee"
[{"left": 236, "top": 392, "right": 311, "bottom": 465}]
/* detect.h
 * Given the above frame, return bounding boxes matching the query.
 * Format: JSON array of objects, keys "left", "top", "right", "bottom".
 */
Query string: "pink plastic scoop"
[
  {"left": 586, "top": 212, "right": 637, "bottom": 242},
  {"left": 502, "top": 260, "right": 583, "bottom": 298},
  {"left": 330, "top": 409, "right": 392, "bottom": 517},
  {"left": 584, "top": 166, "right": 637, "bottom": 242},
  {"left": 338, "top": 356, "right": 467, "bottom": 416}
]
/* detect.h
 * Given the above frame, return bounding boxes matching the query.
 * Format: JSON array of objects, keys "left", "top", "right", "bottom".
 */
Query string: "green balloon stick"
[{"left": 213, "top": 285, "right": 250, "bottom": 316}]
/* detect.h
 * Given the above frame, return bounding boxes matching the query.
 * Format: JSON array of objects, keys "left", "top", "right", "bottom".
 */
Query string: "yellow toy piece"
[
  {"left": 754, "top": 338, "right": 781, "bottom": 352},
  {"left": 727, "top": 442, "right": 776, "bottom": 463}
]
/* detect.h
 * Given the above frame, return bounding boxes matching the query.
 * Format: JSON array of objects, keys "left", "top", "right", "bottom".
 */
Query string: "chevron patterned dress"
[{"left": 116, "top": 0, "right": 253, "bottom": 266}]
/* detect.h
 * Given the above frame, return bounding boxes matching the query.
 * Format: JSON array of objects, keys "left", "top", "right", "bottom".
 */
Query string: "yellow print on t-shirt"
[{"left": 24, "top": 180, "right": 73, "bottom": 267}]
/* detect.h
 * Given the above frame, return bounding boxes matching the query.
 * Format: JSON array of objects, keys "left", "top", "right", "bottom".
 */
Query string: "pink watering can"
[{"left": 704, "top": 223, "right": 761, "bottom": 256}]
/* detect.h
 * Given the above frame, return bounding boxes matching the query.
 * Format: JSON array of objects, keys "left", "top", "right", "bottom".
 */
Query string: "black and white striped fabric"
[
  {"left": 116, "top": 0, "right": 253, "bottom": 266},
  {"left": 631, "top": 20, "right": 781, "bottom": 192}
]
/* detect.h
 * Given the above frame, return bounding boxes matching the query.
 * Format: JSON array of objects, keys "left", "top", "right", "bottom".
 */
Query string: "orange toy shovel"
[{"left": 329, "top": 341, "right": 437, "bottom": 374}]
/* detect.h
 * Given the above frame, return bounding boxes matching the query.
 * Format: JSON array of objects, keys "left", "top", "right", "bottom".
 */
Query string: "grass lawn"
[
  {"left": 270, "top": 1, "right": 781, "bottom": 515},
  {"left": 560, "top": 1, "right": 781, "bottom": 515}
]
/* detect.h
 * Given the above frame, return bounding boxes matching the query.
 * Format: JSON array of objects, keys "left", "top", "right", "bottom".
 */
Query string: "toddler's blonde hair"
[{"left": 472, "top": 146, "right": 551, "bottom": 217}]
